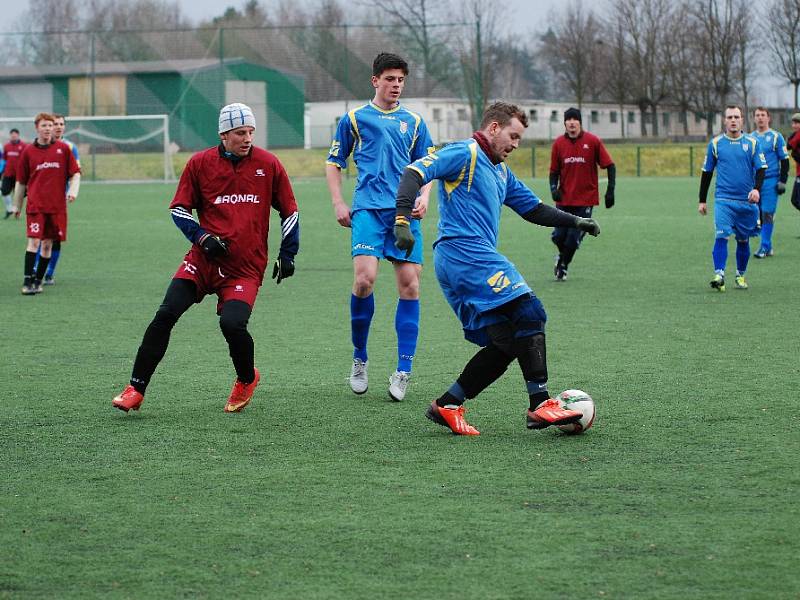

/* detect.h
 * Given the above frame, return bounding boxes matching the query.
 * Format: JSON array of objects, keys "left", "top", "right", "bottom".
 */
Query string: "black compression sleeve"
[
  {"left": 780, "top": 158, "right": 790, "bottom": 183},
  {"left": 521, "top": 203, "right": 580, "bottom": 227},
  {"left": 754, "top": 168, "right": 765, "bottom": 192},
  {"left": 396, "top": 168, "right": 424, "bottom": 220},
  {"left": 549, "top": 171, "right": 559, "bottom": 194},
  {"left": 606, "top": 164, "right": 616, "bottom": 190},
  {"left": 699, "top": 171, "right": 713, "bottom": 203}
]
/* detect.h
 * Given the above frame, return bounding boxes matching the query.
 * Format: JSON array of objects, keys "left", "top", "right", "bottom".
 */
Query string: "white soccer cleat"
[
  {"left": 388, "top": 370, "right": 410, "bottom": 402},
  {"left": 349, "top": 359, "right": 368, "bottom": 394}
]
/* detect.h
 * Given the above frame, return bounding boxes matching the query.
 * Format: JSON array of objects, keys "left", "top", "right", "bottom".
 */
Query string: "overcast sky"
[{"left": 3, "top": 0, "right": 793, "bottom": 106}]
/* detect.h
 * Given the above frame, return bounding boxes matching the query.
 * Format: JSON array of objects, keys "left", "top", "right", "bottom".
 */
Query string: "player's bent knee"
[{"left": 219, "top": 301, "right": 252, "bottom": 337}]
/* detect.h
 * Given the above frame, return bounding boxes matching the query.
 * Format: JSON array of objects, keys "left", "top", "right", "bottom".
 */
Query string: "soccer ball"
[{"left": 556, "top": 389, "right": 595, "bottom": 434}]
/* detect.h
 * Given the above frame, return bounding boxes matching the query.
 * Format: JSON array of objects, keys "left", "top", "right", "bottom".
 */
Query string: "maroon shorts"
[
  {"left": 173, "top": 247, "right": 261, "bottom": 313},
  {"left": 27, "top": 212, "right": 67, "bottom": 241}
]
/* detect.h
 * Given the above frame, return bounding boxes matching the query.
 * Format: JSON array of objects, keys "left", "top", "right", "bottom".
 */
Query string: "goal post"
[{"left": 0, "top": 114, "right": 176, "bottom": 183}]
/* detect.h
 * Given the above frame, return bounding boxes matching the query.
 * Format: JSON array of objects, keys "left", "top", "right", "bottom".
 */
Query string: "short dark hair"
[
  {"left": 753, "top": 106, "right": 770, "bottom": 116},
  {"left": 724, "top": 105, "right": 743, "bottom": 118},
  {"left": 52, "top": 113, "right": 65, "bottom": 121},
  {"left": 480, "top": 102, "right": 529, "bottom": 129},
  {"left": 9, "top": 128, "right": 19, "bottom": 134},
  {"left": 373, "top": 53, "right": 408, "bottom": 77}
]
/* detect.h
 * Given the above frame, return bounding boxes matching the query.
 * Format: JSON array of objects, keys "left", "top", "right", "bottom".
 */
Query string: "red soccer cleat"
[
  {"left": 112, "top": 385, "right": 144, "bottom": 412},
  {"left": 526, "top": 398, "right": 582, "bottom": 430},
  {"left": 425, "top": 402, "right": 480, "bottom": 436},
  {"left": 224, "top": 368, "right": 260, "bottom": 413}
]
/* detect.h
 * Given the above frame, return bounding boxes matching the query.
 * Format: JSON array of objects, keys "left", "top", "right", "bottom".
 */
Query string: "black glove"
[
  {"left": 551, "top": 188, "right": 562, "bottom": 202},
  {"left": 575, "top": 217, "right": 600, "bottom": 237},
  {"left": 394, "top": 218, "right": 415, "bottom": 258},
  {"left": 605, "top": 189, "right": 615, "bottom": 208},
  {"left": 272, "top": 256, "right": 295, "bottom": 284},
  {"left": 776, "top": 181, "right": 787, "bottom": 195},
  {"left": 198, "top": 233, "right": 229, "bottom": 259}
]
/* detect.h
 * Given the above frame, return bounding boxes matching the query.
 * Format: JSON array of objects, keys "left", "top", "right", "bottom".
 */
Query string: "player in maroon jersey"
[
  {"left": 112, "top": 103, "right": 300, "bottom": 414},
  {"left": 13, "top": 114, "right": 81, "bottom": 295},
  {"left": 3, "top": 128, "right": 27, "bottom": 218},
  {"left": 549, "top": 107, "right": 615, "bottom": 281}
]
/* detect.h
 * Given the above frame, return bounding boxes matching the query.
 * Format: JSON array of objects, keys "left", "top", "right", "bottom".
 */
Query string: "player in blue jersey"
[
  {"left": 394, "top": 102, "right": 600, "bottom": 435},
  {"left": 751, "top": 107, "right": 789, "bottom": 258},
  {"left": 33, "top": 114, "right": 80, "bottom": 285},
  {"left": 698, "top": 105, "right": 768, "bottom": 291},
  {"left": 325, "top": 53, "right": 435, "bottom": 402}
]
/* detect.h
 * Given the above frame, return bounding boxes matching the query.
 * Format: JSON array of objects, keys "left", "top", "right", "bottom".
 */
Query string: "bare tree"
[
  {"left": 539, "top": 3, "right": 604, "bottom": 110},
  {"left": 764, "top": 0, "right": 800, "bottom": 109},
  {"left": 613, "top": 0, "right": 672, "bottom": 137},
  {"left": 601, "top": 17, "right": 631, "bottom": 138},
  {"left": 689, "top": 0, "right": 748, "bottom": 135},
  {"left": 14, "top": 0, "right": 85, "bottom": 64},
  {"left": 736, "top": 18, "right": 756, "bottom": 130},
  {"left": 362, "top": 0, "right": 456, "bottom": 95},
  {"left": 663, "top": 3, "right": 698, "bottom": 137},
  {"left": 459, "top": 0, "right": 500, "bottom": 127}
]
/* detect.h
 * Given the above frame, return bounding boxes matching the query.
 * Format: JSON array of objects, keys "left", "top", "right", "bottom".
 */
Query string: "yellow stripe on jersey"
[
  {"left": 711, "top": 134, "right": 722, "bottom": 159},
  {"left": 466, "top": 141, "right": 478, "bottom": 192},
  {"left": 348, "top": 104, "right": 368, "bottom": 151},
  {"left": 407, "top": 109, "right": 423, "bottom": 156}
]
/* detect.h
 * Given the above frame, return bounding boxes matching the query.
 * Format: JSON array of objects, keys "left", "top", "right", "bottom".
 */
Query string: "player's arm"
[
  {"left": 522, "top": 203, "right": 599, "bottom": 235},
  {"left": 12, "top": 181, "right": 26, "bottom": 218},
  {"left": 503, "top": 168, "right": 599, "bottom": 235},
  {"left": 549, "top": 144, "right": 561, "bottom": 202},
  {"left": 325, "top": 163, "right": 351, "bottom": 227},
  {"left": 67, "top": 173, "right": 80, "bottom": 202},
  {"left": 169, "top": 162, "right": 228, "bottom": 258},
  {"left": 698, "top": 142, "right": 716, "bottom": 215},
  {"left": 394, "top": 167, "right": 424, "bottom": 257},
  {"left": 604, "top": 164, "right": 616, "bottom": 208},
  {"left": 778, "top": 159, "right": 789, "bottom": 194},
  {"left": 326, "top": 116, "right": 356, "bottom": 228},
  {"left": 271, "top": 162, "right": 300, "bottom": 284},
  {"left": 749, "top": 150, "right": 767, "bottom": 203}
]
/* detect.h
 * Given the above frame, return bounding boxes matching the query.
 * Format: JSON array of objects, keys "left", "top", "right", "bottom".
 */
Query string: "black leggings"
[{"left": 130, "top": 278, "right": 254, "bottom": 393}]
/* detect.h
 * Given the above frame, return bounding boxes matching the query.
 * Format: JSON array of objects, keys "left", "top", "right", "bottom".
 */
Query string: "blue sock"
[
  {"left": 395, "top": 298, "right": 420, "bottom": 373},
  {"left": 351, "top": 293, "right": 374, "bottom": 362},
  {"left": 46, "top": 249, "right": 60, "bottom": 277},
  {"left": 33, "top": 246, "right": 41, "bottom": 272},
  {"left": 761, "top": 221, "right": 774, "bottom": 251},
  {"left": 736, "top": 240, "right": 750, "bottom": 274},
  {"left": 712, "top": 238, "right": 728, "bottom": 273}
]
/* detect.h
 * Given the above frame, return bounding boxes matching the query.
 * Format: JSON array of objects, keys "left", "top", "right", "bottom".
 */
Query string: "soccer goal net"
[{"left": 0, "top": 114, "right": 175, "bottom": 183}]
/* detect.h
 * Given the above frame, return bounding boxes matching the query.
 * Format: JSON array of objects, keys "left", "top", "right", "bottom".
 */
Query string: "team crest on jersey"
[
  {"left": 583, "top": 144, "right": 589, "bottom": 149},
  {"left": 56, "top": 148, "right": 62, "bottom": 154},
  {"left": 743, "top": 144, "right": 749, "bottom": 151},
  {"left": 399, "top": 121, "right": 408, "bottom": 134},
  {"left": 255, "top": 168, "right": 265, "bottom": 177}
]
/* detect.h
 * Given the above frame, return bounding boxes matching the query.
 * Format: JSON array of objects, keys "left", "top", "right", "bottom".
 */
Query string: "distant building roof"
[{"left": 0, "top": 57, "right": 256, "bottom": 80}]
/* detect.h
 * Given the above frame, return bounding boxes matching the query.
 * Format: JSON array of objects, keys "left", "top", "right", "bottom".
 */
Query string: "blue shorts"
[
  {"left": 351, "top": 208, "right": 423, "bottom": 264},
  {"left": 760, "top": 177, "right": 779, "bottom": 214},
  {"left": 714, "top": 198, "right": 760, "bottom": 241},
  {"left": 434, "top": 238, "right": 535, "bottom": 346}
]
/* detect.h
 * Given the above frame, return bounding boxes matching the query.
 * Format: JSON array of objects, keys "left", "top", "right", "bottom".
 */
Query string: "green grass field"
[{"left": 2, "top": 178, "right": 799, "bottom": 599}]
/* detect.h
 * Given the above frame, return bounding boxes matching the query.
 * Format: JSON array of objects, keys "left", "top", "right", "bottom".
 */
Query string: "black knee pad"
[
  {"left": 515, "top": 333, "right": 547, "bottom": 383},
  {"left": 763, "top": 212, "right": 774, "bottom": 224}
]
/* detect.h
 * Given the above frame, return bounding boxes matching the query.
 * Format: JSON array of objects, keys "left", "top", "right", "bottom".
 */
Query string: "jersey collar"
[
  {"left": 369, "top": 100, "right": 401, "bottom": 114},
  {"left": 217, "top": 142, "right": 252, "bottom": 164}
]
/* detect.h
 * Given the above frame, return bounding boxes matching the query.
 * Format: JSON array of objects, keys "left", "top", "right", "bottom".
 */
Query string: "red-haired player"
[
  {"left": 113, "top": 103, "right": 300, "bottom": 414},
  {"left": 13, "top": 113, "right": 81, "bottom": 294}
]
